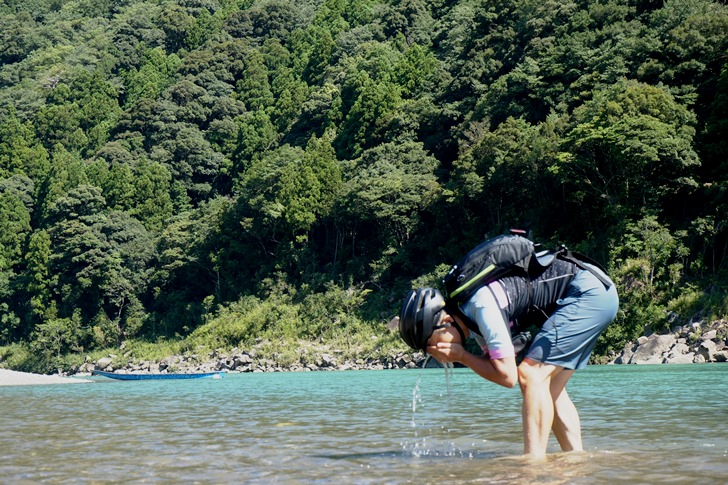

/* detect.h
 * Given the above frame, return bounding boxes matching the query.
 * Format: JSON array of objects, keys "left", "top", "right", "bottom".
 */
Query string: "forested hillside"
[{"left": 1, "top": 0, "right": 727, "bottom": 371}]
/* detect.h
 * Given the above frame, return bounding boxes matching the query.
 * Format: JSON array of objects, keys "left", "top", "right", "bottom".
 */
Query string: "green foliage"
[
  {"left": 342, "top": 142, "right": 439, "bottom": 230},
  {"left": 0, "top": 187, "right": 31, "bottom": 267},
  {"left": 0, "top": 110, "right": 50, "bottom": 179},
  {"left": 336, "top": 72, "right": 403, "bottom": 159},
  {"left": 554, "top": 80, "right": 700, "bottom": 242},
  {"left": 122, "top": 47, "right": 182, "bottom": 105},
  {"left": 31, "top": 311, "right": 83, "bottom": 360},
  {"left": 0, "top": 0, "right": 727, "bottom": 372},
  {"left": 186, "top": 278, "right": 388, "bottom": 361},
  {"left": 607, "top": 216, "right": 689, "bottom": 339},
  {"left": 0, "top": 343, "right": 34, "bottom": 372},
  {"left": 188, "top": 294, "right": 294, "bottom": 348},
  {"left": 238, "top": 135, "right": 341, "bottom": 245},
  {"left": 231, "top": 109, "right": 278, "bottom": 171},
  {"left": 24, "top": 229, "right": 53, "bottom": 324},
  {"left": 236, "top": 49, "right": 274, "bottom": 111}
]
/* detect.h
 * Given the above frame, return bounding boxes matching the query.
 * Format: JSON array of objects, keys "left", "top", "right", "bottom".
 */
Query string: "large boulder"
[
  {"left": 713, "top": 351, "right": 728, "bottom": 362},
  {"left": 630, "top": 334, "right": 677, "bottom": 364},
  {"left": 697, "top": 340, "right": 718, "bottom": 362},
  {"left": 663, "top": 342, "right": 691, "bottom": 363},
  {"left": 664, "top": 351, "right": 695, "bottom": 364},
  {"left": 95, "top": 357, "right": 113, "bottom": 370},
  {"left": 613, "top": 342, "right": 637, "bottom": 364},
  {"left": 701, "top": 330, "right": 717, "bottom": 341}
]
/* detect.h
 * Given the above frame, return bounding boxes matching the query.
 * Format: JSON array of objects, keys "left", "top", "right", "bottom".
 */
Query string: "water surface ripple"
[{"left": 1, "top": 364, "right": 726, "bottom": 483}]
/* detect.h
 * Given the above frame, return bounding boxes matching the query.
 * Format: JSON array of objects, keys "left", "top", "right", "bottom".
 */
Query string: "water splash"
[
  {"left": 411, "top": 377, "right": 421, "bottom": 415},
  {"left": 402, "top": 377, "right": 428, "bottom": 456},
  {"left": 443, "top": 362, "right": 454, "bottom": 402},
  {"left": 401, "top": 365, "right": 473, "bottom": 459}
]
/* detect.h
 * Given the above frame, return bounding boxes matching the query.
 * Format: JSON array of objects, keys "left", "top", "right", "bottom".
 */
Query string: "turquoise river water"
[{"left": 1, "top": 364, "right": 726, "bottom": 484}]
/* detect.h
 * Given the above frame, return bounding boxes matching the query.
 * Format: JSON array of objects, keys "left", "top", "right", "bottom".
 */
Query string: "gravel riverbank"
[{"left": 0, "top": 369, "right": 92, "bottom": 386}]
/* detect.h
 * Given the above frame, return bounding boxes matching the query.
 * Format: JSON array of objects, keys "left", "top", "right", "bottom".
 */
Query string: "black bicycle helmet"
[{"left": 398, "top": 288, "right": 446, "bottom": 351}]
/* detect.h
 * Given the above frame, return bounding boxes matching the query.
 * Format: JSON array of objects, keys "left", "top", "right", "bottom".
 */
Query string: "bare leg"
[
  {"left": 550, "top": 370, "right": 582, "bottom": 451},
  {"left": 518, "top": 358, "right": 562, "bottom": 458}
]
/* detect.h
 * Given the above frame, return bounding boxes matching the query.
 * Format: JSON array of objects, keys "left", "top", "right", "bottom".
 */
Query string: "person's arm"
[
  {"left": 428, "top": 342, "right": 518, "bottom": 388},
  {"left": 429, "top": 284, "right": 518, "bottom": 387}
]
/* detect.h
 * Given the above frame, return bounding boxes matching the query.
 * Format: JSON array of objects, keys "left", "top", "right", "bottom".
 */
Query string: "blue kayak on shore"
[{"left": 91, "top": 370, "right": 224, "bottom": 380}]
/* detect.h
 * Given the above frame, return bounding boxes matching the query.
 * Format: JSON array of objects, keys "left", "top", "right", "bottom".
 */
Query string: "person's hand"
[{"left": 426, "top": 341, "right": 465, "bottom": 364}]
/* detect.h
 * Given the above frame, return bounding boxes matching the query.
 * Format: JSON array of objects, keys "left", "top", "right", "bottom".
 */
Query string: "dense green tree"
[
  {"left": 223, "top": 0, "right": 300, "bottom": 44},
  {"left": 46, "top": 185, "right": 110, "bottom": 327},
  {"left": 130, "top": 159, "right": 174, "bottom": 232},
  {"left": 0, "top": 110, "right": 50, "bottom": 179},
  {"left": 151, "top": 197, "right": 233, "bottom": 334},
  {"left": 337, "top": 140, "right": 440, "bottom": 267},
  {"left": 306, "top": 28, "right": 337, "bottom": 86},
  {"left": 647, "top": 0, "right": 728, "bottom": 88},
  {"left": 166, "top": 79, "right": 212, "bottom": 125},
  {"left": 0, "top": 11, "right": 41, "bottom": 65},
  {"left": 238, "top": 143, "right": 330, "bottom": 238},
  {"left": 394, "top": 43, "right": 439, "bottom": 97},
  {"left": 449, "top": 115, "right": 563, "bottom": 246},
  {"left": 150, "top": 123, "right": 227, "bottom": 202},
  {"left": 379, "top": 0, "right": 435, "bottom": 46},
  {"left": 185, "top": 6, "right": 218, "bottom": 50},
  {"left": 156, "top": 3, "right": 196, "bottom": 52},
  {"left": 0, "top": 187, "right": 31, "bottom": 336},
  {"left": 35, "top": 145, "right": 89, "bottom": 223},
  {"left": 102, "top": 162, "right": 135, "bottom": 212},
  {"left": 335, "top": 72, "right": 403, "bottom": 158},
  {"left": 45, "top": 185, "right": 154, "bottom": 346},
  {"left": 22, "top": 229, "right": 53, "bottom": 325},
  {"left": 287, "top": 82, "right": 342, "bottom": 142},
  {"left": 111, "top": 2, "right": 166, "bottom": 69},
  {"left": 556, "top": 79, "right": 699, "bottom": 241},
  {"left": 271, "top": 67, "right": 309, "bottom": 133},
  {"left": 123, "top": 47, "right": 182, "bottom": 106},
  {"left": 97, "top": 210, "right": 154, "bottom": 342},
  {"left": 31, "top": 313, "right": 82, "bottom": 360},
  {"left": 179, "top": 38, "right": 248, "bottom": 82},
  {"left": 236, "top": 49, "right": 275, "bottom": 111},
  {"left": 0, "top": 181, "right": 32, "bottom": 264},
  {"left": 231, "top": 109, "right": 278, "bottom": 171},
  {"left": 596, "top": 215, "right": 690, "bottom": 354},
  {"left": 261, "top": 38, "right": 291, "bottom": 76},
  {"left": 70, "top": 70, "right": 121, "bottom": 133},
  {"left": 528, "top": 1, "right": 647, "bottom": 115},
  {"left": 34, "top": 86, "right": 88, "bottom": 154}
]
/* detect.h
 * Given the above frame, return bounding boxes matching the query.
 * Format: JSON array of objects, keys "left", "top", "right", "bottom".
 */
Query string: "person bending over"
[{"left": 398, "top": 257, "right": 618, "bottom": 459}]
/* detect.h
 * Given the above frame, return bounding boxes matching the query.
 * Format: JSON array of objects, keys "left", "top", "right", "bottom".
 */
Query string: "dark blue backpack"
[{"left": 442, "top": 230, "right": 611, "bottom": 357}]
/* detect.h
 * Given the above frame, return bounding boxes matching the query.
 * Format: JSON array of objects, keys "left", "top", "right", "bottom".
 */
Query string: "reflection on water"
[{"left": 1, "top": 365, "right": 727, "bottom": 484}]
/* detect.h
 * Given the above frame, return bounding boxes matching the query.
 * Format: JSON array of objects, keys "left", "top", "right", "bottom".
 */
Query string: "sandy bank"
[{"left": 0, "top": 369, "right": 92, "bottom": 387}]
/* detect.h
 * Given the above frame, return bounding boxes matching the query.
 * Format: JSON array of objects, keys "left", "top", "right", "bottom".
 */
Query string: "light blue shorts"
[{"left": 525, "top": 266, "right": 619, "bottom": 370}]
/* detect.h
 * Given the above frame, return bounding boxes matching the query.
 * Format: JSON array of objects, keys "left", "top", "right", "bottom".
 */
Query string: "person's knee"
[
  {"left": 517, "top": 359, "right": 540, "bottom": 391},
  {"left": 518, "top": 359, "right": 561, "bottom": 392}
]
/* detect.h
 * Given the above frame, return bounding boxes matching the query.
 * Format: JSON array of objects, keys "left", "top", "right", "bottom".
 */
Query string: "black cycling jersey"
[{"left": 496, "top": 258, "right": 580, "bottom": 327}]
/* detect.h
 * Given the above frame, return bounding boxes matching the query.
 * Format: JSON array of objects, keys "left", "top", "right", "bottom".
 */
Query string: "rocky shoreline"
[
  {"left": 76, "top": 347, "right": 429, "bottom": 375},
  {"left": 68, "top": 320, "right": 728, "bottom": 377},
  {"left": 608, "top": 319, "right": 728, "bottom": 365}
]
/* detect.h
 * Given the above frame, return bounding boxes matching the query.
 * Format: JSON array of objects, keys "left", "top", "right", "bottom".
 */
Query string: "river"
[{"left": 1, "top": 364, "right": 726, "bottom": 484}]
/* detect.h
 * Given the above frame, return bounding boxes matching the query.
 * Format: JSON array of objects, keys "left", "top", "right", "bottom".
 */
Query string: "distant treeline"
[{"left": 0, "top": 0, "right": 727, "bottom": 368}]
